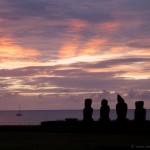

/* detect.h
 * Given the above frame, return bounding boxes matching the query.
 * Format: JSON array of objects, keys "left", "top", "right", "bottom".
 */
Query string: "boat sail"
[{"left": 16, "top": 104, "right": 22, "bottom": 116}]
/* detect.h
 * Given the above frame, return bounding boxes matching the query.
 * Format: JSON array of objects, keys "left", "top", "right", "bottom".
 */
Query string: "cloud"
[
  {"left": 72, "top": 57, "right": 150, "bottom": 68},
  {"left": 0, "top": 0, "right": 150, "bottom": 109},
  {"left": 127, "top": 89, "right": 150, "bottom": 101},
  {"left": 0, "top": 0, "right": 149, "bottom": 57},
  {"left": 0, "top": 65, "right": 54, "bottom": 77},
  {"left": 68, "top": 8, "right": 114, "bottom": 23},
  {"left": 0, "top": 53, "right": 150, "bottom": 96}
]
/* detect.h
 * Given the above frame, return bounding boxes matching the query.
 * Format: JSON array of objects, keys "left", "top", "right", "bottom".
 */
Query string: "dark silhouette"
[
  {"left": 99, "top": 99, "right": 110, "bottom": 122},
  {"left": 83, "top": 99, "right": 93, "bottom": 122},
  {"left": 116, "top": 94, "right": 128, "bottom": 121},
  {"left": 134, "top": 101, "right": 146, "bottom": 123}
]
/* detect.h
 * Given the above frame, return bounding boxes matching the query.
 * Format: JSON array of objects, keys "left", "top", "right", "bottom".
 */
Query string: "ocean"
[{"left": 0, "top": 109, "right": 150, "bottom": 125}]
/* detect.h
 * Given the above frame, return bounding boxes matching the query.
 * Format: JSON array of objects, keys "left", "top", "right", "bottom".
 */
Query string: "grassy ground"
[{"left": 0, "top": 131, "right": 150, "bottom": 150}]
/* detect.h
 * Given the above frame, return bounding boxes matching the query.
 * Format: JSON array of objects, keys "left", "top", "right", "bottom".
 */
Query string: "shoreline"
[{"left": 0, "top": 120, "right": 149, "bottom": 134}]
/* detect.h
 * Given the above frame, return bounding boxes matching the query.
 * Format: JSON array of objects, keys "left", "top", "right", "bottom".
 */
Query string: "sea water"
[{"left": 0, "top": 109, "right": 150, "bottom": 125}]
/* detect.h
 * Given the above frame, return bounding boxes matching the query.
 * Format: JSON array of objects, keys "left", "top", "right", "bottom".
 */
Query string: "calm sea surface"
[{"left": 0, "top": 109, "right": 150, "bottom": 125}]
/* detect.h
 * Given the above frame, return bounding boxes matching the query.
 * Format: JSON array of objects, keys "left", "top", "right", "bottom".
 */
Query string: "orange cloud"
[
  {"left": 58, "top": 42, "right": 78, "bottom": 59},
  {"left": 0, "top": 37, "right": 41, "bottom": 69},
  {"left": 110, "top": 46, "right": 125, "bottom": 54},
  {"left": 0, "top": 37, "right": 40, "bottom": 61},
  {"left": 97, "top": 20, "right": 119, "bottom": 32},
  {"left": 58, "top": 38, "right": 106, "bottom": 60},
  {"left": 68, "top": 19, "right": 87, "bottom": 32},
  {"left": 80, "top": 38, "right": 106, "bottom": 55}
]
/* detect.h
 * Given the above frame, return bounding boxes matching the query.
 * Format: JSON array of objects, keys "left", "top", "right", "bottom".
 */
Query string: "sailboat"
[{"left": 16, "top": 104, "right": 22, "bottom": 116}]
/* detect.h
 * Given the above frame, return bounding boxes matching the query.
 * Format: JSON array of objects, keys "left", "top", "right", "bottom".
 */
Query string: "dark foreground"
[{"left": 0, "top": 121, "right": 150, "bottom": 150}]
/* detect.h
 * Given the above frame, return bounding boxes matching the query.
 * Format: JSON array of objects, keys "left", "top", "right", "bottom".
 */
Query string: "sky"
[{"left": 0, "top": 0, "right": 150, "bottom": 110}]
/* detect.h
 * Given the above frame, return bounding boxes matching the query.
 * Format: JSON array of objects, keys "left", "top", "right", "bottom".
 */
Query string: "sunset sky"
[{"left": 0, "top": 0, "right": 150, "bottom": 110}]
